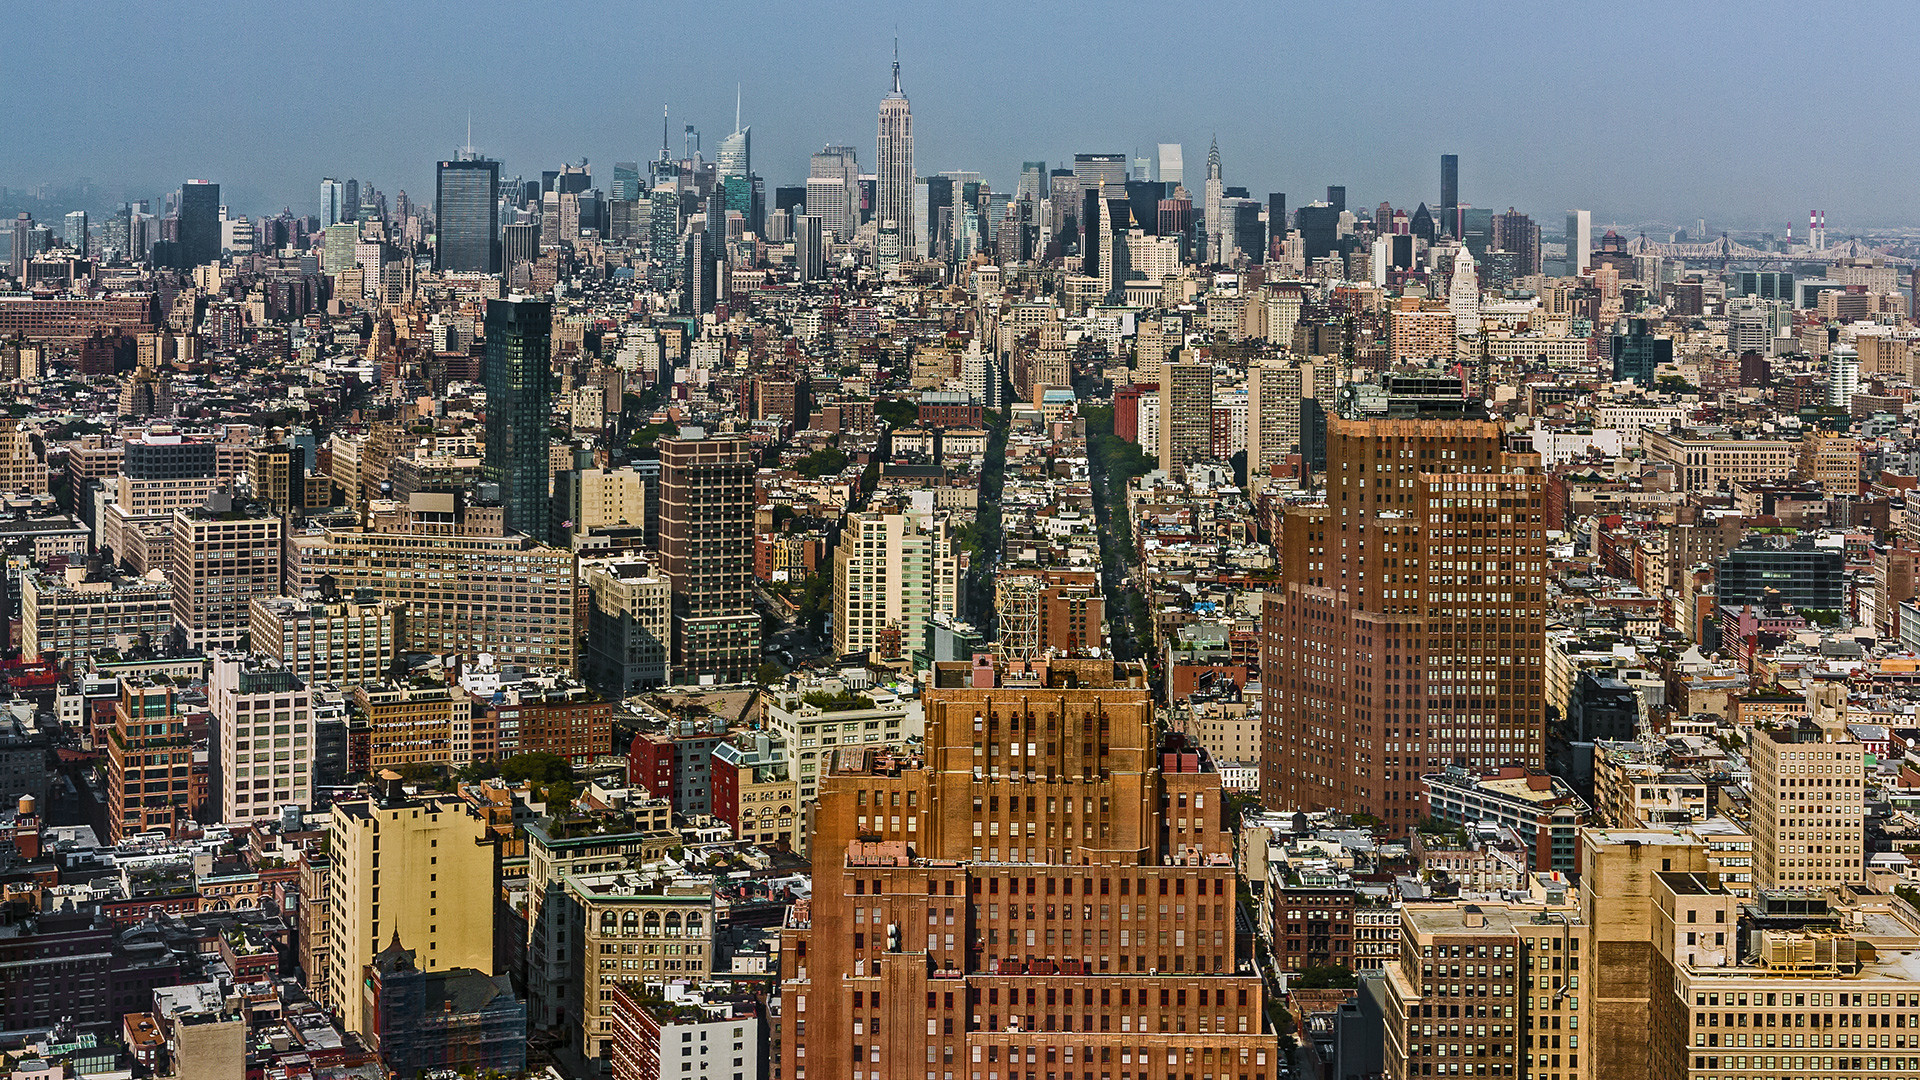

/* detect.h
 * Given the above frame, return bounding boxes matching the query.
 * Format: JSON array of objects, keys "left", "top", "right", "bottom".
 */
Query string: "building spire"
[
  {"left": 892, "top": 36, "right": 901, "bottom": 94},
  {"left": 735, "top": 84, "right": 742, "bottom": 134}
]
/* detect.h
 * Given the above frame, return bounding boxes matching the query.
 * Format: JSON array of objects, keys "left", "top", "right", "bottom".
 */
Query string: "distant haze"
[{"left": 7, "top": 0, "right": 1918, "bottom": 233}]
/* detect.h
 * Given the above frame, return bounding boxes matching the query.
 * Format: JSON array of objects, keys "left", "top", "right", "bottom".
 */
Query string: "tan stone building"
[
  {"left": 249, "top": 593, "right": 405, "bottom": 690},
  {"left": 289, "top": 527, "right": 576, "bottom": 671},
  {"left": 0, "top": 419, "right": 47, "bottom": 494},
  {"left": 1381, "top": 898, "right": 1588, "bottom": 1080},
  {"left": 563, "top": 869, "right": 715, "bottom": 1062},
  {"left": 169, "top": 502, "right": 283, "bottom": 651},
  {"left": 1749, "top": 711, "right": 1866, "bottom": 889},
  {"left": 1641, "top": 429, "right": 1797, "bottom": 491},
  {"left": 324, "top": 787, "right": 496, "bottom": 1028},
  {"left": 1799, "top": 430, "right": 1864, "bottom": 497},
  {"left": 352, "top": 681, "right": 469, "bottom": 771}
]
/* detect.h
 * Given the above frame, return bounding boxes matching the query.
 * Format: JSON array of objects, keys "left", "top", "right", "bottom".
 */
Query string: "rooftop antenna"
[
  {"left": 892, "top": 33, "right": 901, "bottom": 94},
  {"left": 661, "top": 104, "right": 669, "bottom": 162},
  {"left": 735, "top": 84, "right": 742, "bottom": 134}
]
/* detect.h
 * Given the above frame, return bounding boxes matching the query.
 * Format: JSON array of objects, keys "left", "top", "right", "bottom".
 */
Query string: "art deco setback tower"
[
  {"left": 779, "top": 656, "right": 1282, "bottom": 1080},
  {"left": 1261, "top": 413, "right": 1548, "bottom": 829},
  {"left": 483, "top": 296, "right": 555, "bottom": 541},
  {"left": 1204, "top": 138, "right": 1224, "bottom": 264},
  {"left": 875, "top": 48, "right": 916, "bottom": 256}
]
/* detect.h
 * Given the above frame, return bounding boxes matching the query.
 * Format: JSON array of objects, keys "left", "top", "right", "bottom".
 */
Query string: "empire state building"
[{"left": 876, "top": 47, "right": 916, "bottom": 259}]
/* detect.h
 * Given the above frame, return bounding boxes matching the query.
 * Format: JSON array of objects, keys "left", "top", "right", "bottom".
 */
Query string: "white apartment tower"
[
  {"left": 1449, "top": 246, "right": 1481, "bottom": 339},
  {"left": 211, "top": 653, "right": 313, "bottom": 824},
  {"left": 831, "top": 508, "right": 961, "bottom": 662}
]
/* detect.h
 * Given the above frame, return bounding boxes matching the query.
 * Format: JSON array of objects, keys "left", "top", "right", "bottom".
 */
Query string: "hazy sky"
[{"left": 8, "top": 0, "right": 1918, "bottom": 233}]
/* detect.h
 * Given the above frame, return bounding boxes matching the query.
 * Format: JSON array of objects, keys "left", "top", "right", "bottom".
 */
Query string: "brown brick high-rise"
[
  {"left": 779, "top": 655, "right": 1282, "bottom": 1080},
  {"left": 1261, "top": 416, "right": 1547, "bottom": 829},
  {"left": 657, "top": 434, "right": 759, "bottom": 684}
]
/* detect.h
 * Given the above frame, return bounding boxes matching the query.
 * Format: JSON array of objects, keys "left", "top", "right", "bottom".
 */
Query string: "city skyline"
[{"left": 7, "top": 0, "right": 1920, "bottom": 230}]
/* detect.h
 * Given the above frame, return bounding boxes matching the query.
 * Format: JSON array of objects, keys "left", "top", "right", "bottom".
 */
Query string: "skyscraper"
[
  {"left": 1564, "top": 208, "right": 1592, "bottom": 275},
  {"left": 610, "top": 161, "right": 641, "bottom": 201},
  {"left": 170, "top": 501, "right": 283, "bottom": 652},
  {"left": 502, "top": 221, "right": 540, "bottom": 273},
  {"left": 717, "top": 88, "right": 751, "bottom": 185},
  {"left": 321, "top": 178, "right": 344, "bottom": 227},
  {"left": 680, "top": 226, "right": 714, "bottom": 315},
  {"left": 924, "top": 174, "right": 954, "bottom": 259},
  {"left": 794, "top": 213, "right": 824, "bottom": 281},
  {"left": 1492, "top": 207, "right": 1541, "bottom": 276},
  {"left": 1266, "top": 192, "right": 1287, "bottom": 260},
  {"left": 875, "top": 48, "right": 916, "bottom": 256},
  {"left": 1440, "top": 153, "right": 1459, "bottom": 237},
  {"left": 648, "top": 182, "right": 679, "bottom": 284},
  {"left": 1750, "top": 690, "right": 1865, "bottom": 889},
  {"left": 1261, "top": 412, "right": 1547, "bottom": 826},
  {"left": 1232, "top": 199, "right": 1264, "bottom": 263},
  {"left": 483, "top": 296, "right": 556, "bottom": 541},
  {"left": 435, "top": 157, "right": 500, "bottom": 274},
  {"left": 777, "top": 655, "right": 1283, "bottom": 1078},
  {"left": 177, "top": 179, "right": 221, "bottom": 267},
  {"left": 62, "top": 211, "right": 87, "bottom": 257},
  {"left": 1203, "top": 137, "right": 1224, "bottom": 264},
  {"left": 830, "top": 510, "right": 961, "bottom": 661},
  {"left": 106, "top": 680, "right": 197, "bottom": 841},
  {"left": 657, "top": 434, "right": 758, "bottom": 684},
  {"left": 717, "top": 90, "right": 753, "bottom": 233},
  {"left": 1825, "top": 341, "right": 1860, "bottom": 408},
  {"left": 211, "top": 653, "right": 311, "bottom": 824},
  {"left": 1448, "top": 246, "right": 1480, "bottom": 338},
  {"left": 324, "top": 788, "right": 496, "bottom": 1033},
  {"left": 807, "top": 146, "right": 859, "bottom": 241},
  {"left": 1247, "top": 359, "right": 1320, "bottom": 479},
  {"left": 1072, "top": 152, "right": 1128, "bottom": 188},
  {"left": 9, "top": 214, "right": 31, "bottom": 280},
  {"left": 1159, "top": 357, "right": 1215, "bottom": 475},
  {"left": 1156, "top": 142, "right": 1184, "bottom": 184},
  {"left": 1609, "top": 317, "right": 1671, "bottom": 387}
]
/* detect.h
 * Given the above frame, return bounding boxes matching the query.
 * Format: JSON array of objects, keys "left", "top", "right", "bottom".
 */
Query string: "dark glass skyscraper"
[
  {"left": 1297, "top": 203, "right": 1341, "bottom": 261},
  {"left": 610, "top": 162, "right": 641, "bottom": 202},
  {"left": 1610, "top": 317, "right": 1672, "bottom": 387},
  {"left": 178, "top": 180, "right": 220, "bottom": 267},
  {"left": 923, "top": 175, "right": 953, "bottom": 258},
  {"left": 435, "top": 158, "right": 500, "bottom": 274},
  {"left": 1441, "top": 153, "right": 1459, "bottom": 235},
  {"left": 1233, "top": 200, "right": 1265, "bottom": 264},
  {"left": 483, "top": 297, "right": 555, "bottom": 540}
]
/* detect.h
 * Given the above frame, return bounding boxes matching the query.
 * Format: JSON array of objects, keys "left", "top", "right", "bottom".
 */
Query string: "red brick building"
[
  {"left": 473, "top": 675, "right": 613, "bottom": 765},
  {"left": 628, "top": 733, "right": 674, "bottom": 802}
]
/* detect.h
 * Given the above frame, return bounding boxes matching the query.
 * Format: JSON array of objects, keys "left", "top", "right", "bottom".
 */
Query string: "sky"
[{"left": 7, "top": 0, "right": 1919, "bottom": 234}]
